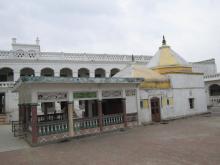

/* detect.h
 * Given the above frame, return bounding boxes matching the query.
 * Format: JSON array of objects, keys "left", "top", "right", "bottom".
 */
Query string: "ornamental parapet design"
[{"left": 0, "top": 50, "right": 151, "bottom": 63}]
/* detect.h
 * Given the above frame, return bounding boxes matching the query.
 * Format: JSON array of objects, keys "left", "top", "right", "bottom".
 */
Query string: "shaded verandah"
[{"left": 13, "top": 77, "right": 142, "bottom": 145}]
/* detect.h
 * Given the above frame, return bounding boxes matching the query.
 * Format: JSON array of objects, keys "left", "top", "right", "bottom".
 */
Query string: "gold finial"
[{"left": 162, "top": 35, "right": 166, "bottom": 46}]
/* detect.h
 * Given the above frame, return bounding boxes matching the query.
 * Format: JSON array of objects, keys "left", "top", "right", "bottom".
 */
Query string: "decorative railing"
[
  {"left": 204, "top": 73, "right": 220, "bottom": 80},
  {"left": 209, "top": 96, "right": 220, "bottom": 106},
  {"left": 0, "top": 81, "right": 15, "bottom": 88},
  {"left": 0, "top": 50, "right": 151, "bottom": 63},
  {"left": 102, "top": 114, "right": 123, "bottom": 126},
  {"left": 73, "top": 114, "right": 124, "bottom": 131},
  {"left": 74, "top": 117, "right": 99, "bottom": 130},
  {"left": 37, "top": 113, "right": 65, "bottom": 122},
  {"left": 37, "top": 120, "right": 68, "bottom": 136}
]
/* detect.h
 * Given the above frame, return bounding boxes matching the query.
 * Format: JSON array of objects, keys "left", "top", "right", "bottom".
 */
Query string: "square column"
[
  {"left": 90, "top": 71, "right": 95, "bottom": 78},
  {"left": 97, "top": 100, "right": 103, "bottom": 132},
  {"left": 122, "top": 98, "right": 127, "bottom": 127},
  {"left": 25, "top": 104, "right": 29, "bottom": 130},
  {"left": 18, "top": 104, "right": 22, "bottom": 122},
  {"left": 31, "top": 104, "right": 38, "bottom": 144},
  {"left": 18, "top": 104, "right": 24, "bottom": 123},
  {"left": 68, "top": 102, "right": 74, "bottom": 137}
]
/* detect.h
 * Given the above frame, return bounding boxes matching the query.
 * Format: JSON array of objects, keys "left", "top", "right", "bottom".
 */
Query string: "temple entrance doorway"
[
  {"left": 150, "top": 97, "right": 161, "bottom": 122},
  {"left": 0, "top": 93, "right": 5, "bottom": 114}
]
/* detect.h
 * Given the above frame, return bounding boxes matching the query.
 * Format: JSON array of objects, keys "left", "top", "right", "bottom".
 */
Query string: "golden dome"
[{"left": 147, "top": 36, "right": 192, "bottom": 74}]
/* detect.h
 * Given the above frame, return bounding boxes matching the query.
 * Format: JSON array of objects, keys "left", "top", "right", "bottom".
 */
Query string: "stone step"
[{"left": 0, "top": 114, "right": 7, "bottom": 124}]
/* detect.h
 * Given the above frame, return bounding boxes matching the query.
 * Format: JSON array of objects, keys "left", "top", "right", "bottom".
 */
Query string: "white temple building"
[{"left": 0, "top": 37, "right": 218, "bottom": 124}]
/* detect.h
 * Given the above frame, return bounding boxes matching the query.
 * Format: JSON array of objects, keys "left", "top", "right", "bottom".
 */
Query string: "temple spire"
[{"left": 162, "top": 35, "right": 166, "bottom": 46}]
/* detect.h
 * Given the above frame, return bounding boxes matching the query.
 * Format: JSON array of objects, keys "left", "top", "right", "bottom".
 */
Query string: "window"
[
  {"left": 189, "top": 98, "right": 194, "bottom": 109},
  {"left": 167, "top": 99, "right": 170, "bottom": 105}
]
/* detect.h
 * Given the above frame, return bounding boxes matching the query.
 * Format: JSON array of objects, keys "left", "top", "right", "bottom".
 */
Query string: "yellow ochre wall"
[
  {"left": 140, "top": 81, "right": 171, "bottom": 89},
  {"left": 153, "top": 66, "right": 192, "bottom": 74}
]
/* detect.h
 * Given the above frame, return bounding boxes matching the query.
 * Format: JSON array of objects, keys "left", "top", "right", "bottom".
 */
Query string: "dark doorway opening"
[
  {"left": 81, "top": 98, "right": 123, "bottom": 118},
  {"left": 82, "top": 100, "right": 98, "bottom": 118},
  {"left": 102, "top": 99, "right": 123, "bottom": 115},
  {"left": 150, "top": 97, "right": 161, "bottom": 122},
  {"left": 0, "top": 93, "right": 5, "bottom": 114}
]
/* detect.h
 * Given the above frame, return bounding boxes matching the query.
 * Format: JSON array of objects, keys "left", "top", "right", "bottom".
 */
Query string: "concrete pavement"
[
  {"left": 0, "top": 111, "right": 219, "bottom": 164},
  {"left": 0, "top": 125, "right": 29, "bottom": 152}
]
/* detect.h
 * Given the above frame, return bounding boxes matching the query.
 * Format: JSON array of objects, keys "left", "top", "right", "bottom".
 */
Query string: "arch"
[
  {"left": 95, "top": 68, "right": 106, "bottom": 78},
  {"left": 60, "top": 68, "right": 73, "bottom": 77},
  {"left": 0, "top": 67, "right": 14, "bottom": 81},
  {"left": 41, "top": 68, "right": 54, "bottom": 77},
  {"left": 150, "top": 97, "right": 161, "bottom": 122},
  {"left": 110, "top": 68, "right": 120, "bottom": 77},
  {"left": 209, "top": 84, "right": 220, "bottom": 96},
  {"left": 78, "top": 68, "right": 90, "bottom": 78},
  {"left": 20, "top": 67, "right": 35, "bottom": 77}
]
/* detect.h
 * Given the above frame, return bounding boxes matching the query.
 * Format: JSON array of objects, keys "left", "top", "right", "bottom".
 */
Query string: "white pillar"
[
  {"left": 106, "top": 71, "right": 110, "bottom": 78},
  {"left": 54, "top": 72, "right": 60, "bottom": 77},
  {"left": 90, "top": 71, "right": 95, "bottom": 78},
  {"left": 14, "top": 71, "right": 20, "bottom": 81},
  {"left": 68, "top": 102, "right": 74, "bottom": 137},
  {"left": 35, "top": 71, "right": 40, "bottom": 77},
  {"left": 73, "top": 72, "right": 78, "bottom": 77}
]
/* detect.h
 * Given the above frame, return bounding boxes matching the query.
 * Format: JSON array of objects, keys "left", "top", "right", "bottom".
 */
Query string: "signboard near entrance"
[
  {"left": 73, "top": 91, "right": 97, "bottom": 99},
  {"left": 37, "top": 92, "right": 68, "bottom": 102},
  {"left": 102, "top": 90, "right": 122, "bottom": 98}
]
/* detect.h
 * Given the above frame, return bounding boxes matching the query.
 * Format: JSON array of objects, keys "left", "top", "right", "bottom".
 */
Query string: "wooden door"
[{"left": 150, "top": 97, "right": 161, "bottom": 122}]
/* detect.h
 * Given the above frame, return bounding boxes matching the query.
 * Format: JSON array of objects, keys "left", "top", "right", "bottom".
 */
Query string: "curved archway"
[
  {"left": 110, "top": 68, "right": 120, "bottom": 77},
  {"left": 209, "top": 84, "right": 220, "bottom": 96},
  {"left": 95, "top": 68, "right": 105, "bottom": 78},
  {"left": 41, "top": 68, "right": 54, "bottom": 77},
  {"left": 60, "top": 68, "right": 73, "bottom": 77},
  {"left": 0, "top": 67, "right": 14, "bottom": 81},
  {"left": 78, "top": 68, "right": 89, "bottom": 78},
  {"left": 20, "top": 67, "right": 35, "bottom": 77}
]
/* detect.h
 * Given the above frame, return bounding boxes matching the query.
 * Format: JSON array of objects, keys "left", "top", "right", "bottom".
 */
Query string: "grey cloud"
[{"left": 0, "top": 0, "right": 220, "bottom": 69}]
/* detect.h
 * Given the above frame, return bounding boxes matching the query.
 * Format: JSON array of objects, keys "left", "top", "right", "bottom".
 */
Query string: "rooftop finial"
[
  {"left": 132, "top": 54, "right": 135, "bottom": 62},
  {"left": 12, "top": 38, "right": 16, "bottom": 44},
  {"left": 36, "top": 37, "right": 40, "bottom": 45},
  {"left": 162, "top": 35, "right": 166, "bottom": 46}
]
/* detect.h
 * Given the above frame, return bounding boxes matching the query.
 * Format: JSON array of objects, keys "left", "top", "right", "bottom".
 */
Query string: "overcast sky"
[{"left": 0, "top": 0, "right": 220, "bottom": 69}]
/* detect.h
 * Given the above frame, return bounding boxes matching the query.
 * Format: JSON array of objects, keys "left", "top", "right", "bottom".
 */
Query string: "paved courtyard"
[
  {"left": 0, "top": 111, "right": 220, "bottom": 165},
  {"left": 0, "top": 125, "right": 29, "bottom": 152}
]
